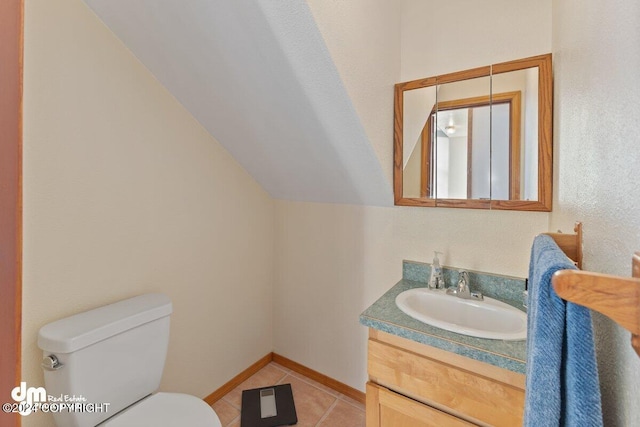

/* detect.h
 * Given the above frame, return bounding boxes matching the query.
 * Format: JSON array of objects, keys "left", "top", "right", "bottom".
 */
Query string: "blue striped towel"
[{"left": 524, "top": 234, "right": 603, "bottom": 426}]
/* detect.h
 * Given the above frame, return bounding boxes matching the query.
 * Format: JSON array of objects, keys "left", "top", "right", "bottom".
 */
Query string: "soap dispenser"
[{"left": 428, "top": 251, "right": 444, "bottom": 289}]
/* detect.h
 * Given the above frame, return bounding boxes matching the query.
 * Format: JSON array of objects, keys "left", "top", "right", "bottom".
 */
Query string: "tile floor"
[{"left": 210, "top": 362, "right": 366, "bottom": 427}]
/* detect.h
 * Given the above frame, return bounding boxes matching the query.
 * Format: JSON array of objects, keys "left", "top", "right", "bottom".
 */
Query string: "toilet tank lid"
[{"left": 38, "top": 293, "right": 172, "bottom": 354}]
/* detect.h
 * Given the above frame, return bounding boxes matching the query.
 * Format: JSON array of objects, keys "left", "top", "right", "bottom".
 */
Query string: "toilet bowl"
[
  {"left": 38, "top": 293, "right": 222, "bottom": 427},
  {"left": 101, "top": 393, "right": 221, "bottom": 427}
]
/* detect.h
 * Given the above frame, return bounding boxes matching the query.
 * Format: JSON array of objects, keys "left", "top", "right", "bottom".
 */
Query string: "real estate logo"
[
  {"left": 7, "top": 382, "right": 47, "bottom": 415},
  {"left": 3, "top": 382, "right": 110, "bottom": 416}
]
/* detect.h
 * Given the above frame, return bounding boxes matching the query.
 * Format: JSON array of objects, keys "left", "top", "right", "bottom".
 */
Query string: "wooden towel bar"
[{"left": 545, "top": 222, "right": 640, "bottom": 358}]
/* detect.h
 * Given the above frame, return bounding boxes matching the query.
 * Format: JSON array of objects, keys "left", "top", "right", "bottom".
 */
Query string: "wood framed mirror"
[{"left": 394, "top": 54, "right": 552, "bottom": 211}]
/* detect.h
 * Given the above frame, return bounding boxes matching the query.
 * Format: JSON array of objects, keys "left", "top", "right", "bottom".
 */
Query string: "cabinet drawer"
[
  {"left": 368, "top": 338, "right": 524, "bottom": 427},
  {"left": 367, "top": 382, "right": 476, "bottom": 427}
]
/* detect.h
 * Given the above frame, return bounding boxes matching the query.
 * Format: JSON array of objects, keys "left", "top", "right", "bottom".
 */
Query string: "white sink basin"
[{"left": 395, "top": 288, "right": 526, "bottom": 341}]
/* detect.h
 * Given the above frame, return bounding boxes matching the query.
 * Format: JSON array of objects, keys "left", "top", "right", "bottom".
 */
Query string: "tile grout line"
[
  {"left": 336, "top": 393, "right": 366, "bottom": 411},
  {"left": 220, "top": 363, "right": 289, "bottom": 411},
  {"left": 217, "top": 362, "right": 363, "bottom": 426},
  {"left": 284, "top": 370, "right": 364, "bottom": 411},
  {"left": 270, "top": 362, "right": 290, "bottom": 374},
  {"left": 221, "top": 395, "right": 241, "bottom": 411},
  {"left": 219, "top": 364, "right": 290, "bottom": 424},
  {"left": 286, "top": 369, "right": 341, "bottom": 398},
  {"left": 270, "top": 362, "right": 292, "bottom": 374},
  {"left": 314, "top": 397, "right": 339, "bottom": 427},
  {"left": 226, "top": 414, "right": 240, "bottom": 427}
]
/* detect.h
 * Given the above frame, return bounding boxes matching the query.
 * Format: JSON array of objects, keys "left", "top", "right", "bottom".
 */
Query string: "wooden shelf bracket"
[{"left": 547, "top": 222, "right": 640, "bottom": 358}]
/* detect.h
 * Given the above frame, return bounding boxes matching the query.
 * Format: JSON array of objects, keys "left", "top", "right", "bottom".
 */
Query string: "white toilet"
[{"left": 38, "top": 293, "right": 222, "bottom": 427}]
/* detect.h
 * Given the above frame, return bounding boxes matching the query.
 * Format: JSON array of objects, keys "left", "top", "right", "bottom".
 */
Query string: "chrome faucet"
[{"left": 446, "top": 270, "right": 484, "bottom": 301}]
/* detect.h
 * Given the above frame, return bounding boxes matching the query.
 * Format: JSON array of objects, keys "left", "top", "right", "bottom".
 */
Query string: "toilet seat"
[{"left": 101, "top": 392, "right": 222, "bottom": 427}]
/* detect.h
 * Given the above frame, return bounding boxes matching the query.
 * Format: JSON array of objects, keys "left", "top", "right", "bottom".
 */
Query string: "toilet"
[{"left": 37, "top": 293, "right": 222, "bottom": 427}]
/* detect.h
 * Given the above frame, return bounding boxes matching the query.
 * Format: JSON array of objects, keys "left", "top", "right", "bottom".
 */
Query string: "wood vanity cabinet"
[{"left": 366, "top": 329, "right": 525, "bottom": 427}]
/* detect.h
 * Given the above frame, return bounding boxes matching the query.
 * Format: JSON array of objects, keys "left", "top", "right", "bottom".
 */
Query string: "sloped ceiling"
[{"left": 82, "top": 0, "right": 393, "bottom": 206}]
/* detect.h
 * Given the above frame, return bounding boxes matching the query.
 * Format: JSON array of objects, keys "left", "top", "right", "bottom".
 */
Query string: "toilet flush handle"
[{"left": 42, "top": 355, "right": 64, "bottom": 371}]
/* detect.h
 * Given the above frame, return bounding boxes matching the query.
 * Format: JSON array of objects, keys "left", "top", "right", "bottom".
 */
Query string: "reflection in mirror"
[
  {"left": 434, "top": 76, "right": 491, "bottom": 200},
  {"left": 402, "top": 86, "right": 436, "bottom": 199},
  {"left": 429, "top": 91, "right": 522, "bottom": 200},
  {"left": 394, "top": 54, "right": 552, "bottom": 211},
  {"left": 492, "top": 67, "right": 539, "bottom": 201}
]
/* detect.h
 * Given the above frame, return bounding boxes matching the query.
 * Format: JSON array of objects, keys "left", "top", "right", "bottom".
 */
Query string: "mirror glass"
[
  {"left": 402, "top": 86, "right": 436, "bottom": 199},
  {"left": 394, "top": 54, "right": 552, "bottom": 211},
  {"left": 434, "top": 75, "right": 491, "bottom": 200},
  {"left": 492, "top": 67, "right": 539, "bottom": 201}
]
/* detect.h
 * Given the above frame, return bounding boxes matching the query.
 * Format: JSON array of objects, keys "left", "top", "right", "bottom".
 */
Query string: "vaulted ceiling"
[{"left": 83, "top": 0, "right": 393, "bottom": 206}]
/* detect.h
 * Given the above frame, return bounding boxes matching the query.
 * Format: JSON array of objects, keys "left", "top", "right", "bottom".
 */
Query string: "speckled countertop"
[{"left": 360, "top": 261, "right": 527, "bottom": 374}]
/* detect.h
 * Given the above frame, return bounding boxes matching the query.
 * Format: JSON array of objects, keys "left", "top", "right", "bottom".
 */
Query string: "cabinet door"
[
  {"left": 367, "top": 382, "right": 476, "bottom": 427},
  {"left": 368, "top": 338, "right": 524, "bottom": 426}
]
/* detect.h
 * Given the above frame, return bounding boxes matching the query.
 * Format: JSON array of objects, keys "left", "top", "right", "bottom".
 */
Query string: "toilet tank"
[{"left": 38, "top": 293, "right": 173, "bottom": 427}]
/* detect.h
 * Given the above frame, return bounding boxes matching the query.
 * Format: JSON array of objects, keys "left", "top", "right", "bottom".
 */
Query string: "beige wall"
[
  {"left": 275, "top": 201, "right": 547, "bottom": 390},
  {"left": 21, "top": 1, "right": 274, "bottom": 425},
  {"left": 279, "top": 0, "right": 552, "bottom": 391},
  {"left": 551, "top": 0, "right": 640, "bottom": 423},
  {"left": 20, "top": 0, "right": 639, "bottom": 425},
  {"left": 401, "top": 0, "right": 553, "bottom": 81}
]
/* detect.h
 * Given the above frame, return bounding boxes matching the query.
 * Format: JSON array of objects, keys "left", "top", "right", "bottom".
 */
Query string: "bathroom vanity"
[{"left": 360, "top": 261, "right": 527, "bottom": 427}]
